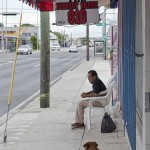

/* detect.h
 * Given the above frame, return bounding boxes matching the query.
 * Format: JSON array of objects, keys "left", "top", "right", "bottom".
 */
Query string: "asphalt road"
[{"left": 0, "top": 46, "right": 98, "bottom": 117}]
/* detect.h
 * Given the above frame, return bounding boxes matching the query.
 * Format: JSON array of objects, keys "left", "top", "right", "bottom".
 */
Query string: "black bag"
[{"left": 101, "top": 112, "right": 116, "bottom": 133}]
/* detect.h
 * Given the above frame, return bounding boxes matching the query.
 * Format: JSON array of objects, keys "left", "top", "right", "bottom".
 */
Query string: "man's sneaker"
[
  {"left": 71, "top": 123, "right": 85, "bottom": 129},
  {"left": 71, "top": 123, "right": 84, "bottom": 126},
  {"left": 71, "top": 123, "right": 78, "bottom": 126}
]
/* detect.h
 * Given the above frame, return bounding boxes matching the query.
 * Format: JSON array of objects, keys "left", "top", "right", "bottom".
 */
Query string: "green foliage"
[
  {"left": 50, "top": 30, "right": 66, "bottom": 46},
  {"left": 22, "top": 24, "right": 35, "bottom": 27},
  {"left": 30, "top": 36, "right": 38, "bottom": 49},
  {"left": 79, "top": 37, "right": 87, "bottom": 45}
]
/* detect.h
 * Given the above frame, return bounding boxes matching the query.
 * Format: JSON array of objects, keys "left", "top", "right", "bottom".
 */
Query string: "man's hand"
[
  {"left": 81, "top": 92, "right": 98, "bottom": 98},
  {"left": 81, "top": 92, "right": 86, "bottom": 98}
]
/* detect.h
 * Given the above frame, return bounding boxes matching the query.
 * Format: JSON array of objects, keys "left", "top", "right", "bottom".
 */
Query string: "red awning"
[{"left": 19, "top": 0, "right": 54, "bottom": 11}]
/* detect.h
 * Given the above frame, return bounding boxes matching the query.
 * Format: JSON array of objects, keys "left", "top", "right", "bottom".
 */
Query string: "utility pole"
[
  {"left": 40, "top": 12, "right": 50, "bottom": 108},
  {"left": 86, "top": 23, "right": 89, "bottom": 61}
]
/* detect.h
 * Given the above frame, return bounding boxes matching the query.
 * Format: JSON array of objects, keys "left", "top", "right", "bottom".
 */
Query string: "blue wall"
[{"left": 118, "top": 0, "right": 136, "bottom": 149}]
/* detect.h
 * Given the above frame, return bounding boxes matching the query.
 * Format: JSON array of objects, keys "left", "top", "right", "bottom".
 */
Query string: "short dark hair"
[{"left": 88, "top": 70, "right": 98, "bottom": 78}]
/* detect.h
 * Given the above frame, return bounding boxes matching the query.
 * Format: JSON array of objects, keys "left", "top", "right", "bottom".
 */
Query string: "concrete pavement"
[{"left": 0, "top": 58, "right": 130, "bottom": 150}]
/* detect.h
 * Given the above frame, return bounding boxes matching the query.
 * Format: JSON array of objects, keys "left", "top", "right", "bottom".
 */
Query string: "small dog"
[{"left": 83, "top": 142, "right": 99, "bottom": 150}]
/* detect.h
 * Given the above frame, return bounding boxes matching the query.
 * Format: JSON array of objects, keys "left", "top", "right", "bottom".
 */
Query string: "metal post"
[
  {"left": 37, "top": 10, "right": 39, "bottom": 50},
  {"left": 111, "top": 25, "right": 114, "bottom": 75},
  {"left": 71, "top": 32, "right": 72, "bottom": 45},
  {"left": 102, "top": 7, "right": 106, "bottom": 59},
  {"left": 61, "top": 30, "right": 63, "bottom": 47},
  {"left": 40, "top": 12, "right": 50, "bottom": 108},
  {"left": 5, "top": 0, "right": 7, "bottom": 53},
  {"left": 1, "top": 2, "right": 4, "bottom": 53},
  {"left": 86, "top": 23, "right": 89, "bottom": 61},
  {"left": 64, "top": 26, "right": 65, "bottom": 47}
]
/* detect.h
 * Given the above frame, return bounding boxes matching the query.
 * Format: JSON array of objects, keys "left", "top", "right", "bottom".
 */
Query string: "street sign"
[
  {"left": 96, "top": 22, "right": 102, "bottom": 26},
  {"left": 0, "top": 23, "right": 4, "bottom": 27},
  {"left": 55, "top": 0, "right": 99, "bottom": 25},
  {"left": 96, "top": 22, "right": 107, "bottom": 26}
]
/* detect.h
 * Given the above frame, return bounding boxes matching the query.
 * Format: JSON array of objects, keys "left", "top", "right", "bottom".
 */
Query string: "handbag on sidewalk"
[{"left": 101, "top": 112, "right": 116, "bottom": 133}]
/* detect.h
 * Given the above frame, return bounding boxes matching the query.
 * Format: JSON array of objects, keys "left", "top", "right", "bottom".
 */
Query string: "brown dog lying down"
[{"left": 83, "top": 142, "right": 99, "bottom": 150}]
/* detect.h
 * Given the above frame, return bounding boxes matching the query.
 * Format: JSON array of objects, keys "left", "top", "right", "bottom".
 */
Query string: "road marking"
[
  {"left": 33, "top": 59, "right": 58, "bottom": 67},
  {"left": 7, "top": 61, "right": 13, "bottom": 63},
  {"left": 33, "top": 64, "right": 40, "bottom": 68},
  {"left": 0, "top": 58, "right": 33, "bottom": 66},
  {"left": 50, "top": 59, "right": 57, "bottom": 62}
]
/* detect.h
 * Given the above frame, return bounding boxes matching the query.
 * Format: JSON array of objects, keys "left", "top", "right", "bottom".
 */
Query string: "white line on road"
[
  {"left": 0, "top": 58, "right": 33, "bottom": 66},
  {"left": 33, "top": 64, "right": 40, "bottom": 68},
  {"left": 50, "top": 59, "right": 57, "bottom": 62}
]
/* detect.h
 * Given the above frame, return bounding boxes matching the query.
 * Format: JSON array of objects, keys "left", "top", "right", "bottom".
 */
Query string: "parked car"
[
  {"left": 17, "top": 45, "right": 32, "bottom": 55},
  {"left": 69, "top": 45, "right": 78, "bottom": 52},
  {"left": 51, "top": 44, "right": 60, "bottom": 51}
]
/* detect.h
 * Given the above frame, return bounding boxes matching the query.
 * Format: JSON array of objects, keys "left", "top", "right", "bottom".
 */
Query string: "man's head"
[{"left": 88, "top": 70, "right": 98, "bottom": 84}]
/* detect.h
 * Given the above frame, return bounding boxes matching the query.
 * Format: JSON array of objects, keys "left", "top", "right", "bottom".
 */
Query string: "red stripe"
[
  {"left": 38, "top": 2, "right": 53, "bottom": 11},
  {"left": 19, "top": 0, "right": 54, "bottom": 11}
]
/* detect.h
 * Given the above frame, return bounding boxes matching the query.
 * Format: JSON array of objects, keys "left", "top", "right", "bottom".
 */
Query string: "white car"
[
  {"left": 51, "top": 44, "right": 60, "bottom": 51},
  {"left": 69, "top": 45, "right": 78, "bottom": 52},
  {"left": 18, "top": 45, "right": 32, "bottom": 55}
]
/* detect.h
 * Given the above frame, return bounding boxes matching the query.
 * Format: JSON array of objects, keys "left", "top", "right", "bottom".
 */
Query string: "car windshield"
[{"left": 19, "top": 45, "right": 28, "bottom": 48}]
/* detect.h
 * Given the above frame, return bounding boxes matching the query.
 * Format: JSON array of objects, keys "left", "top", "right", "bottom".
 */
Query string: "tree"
[
  {"left": 50, "top": 30, "right": 66, "bottom": 46},
  {"left": 22, "top": 24, "right": 35, "bottom": 27},
  {"left": 79, "top": 37, "right": 87, "bottom": 45},
  {"left": 30, "top": 36, "right": 38, "bottom": 49}
]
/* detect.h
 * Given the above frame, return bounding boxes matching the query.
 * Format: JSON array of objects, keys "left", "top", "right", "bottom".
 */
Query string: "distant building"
[
  {"left": 0, "top": 26, "right": 38, "bottom": 51},
  {"left": 0, "top": 26, "right": 59, "bottom": 51}
]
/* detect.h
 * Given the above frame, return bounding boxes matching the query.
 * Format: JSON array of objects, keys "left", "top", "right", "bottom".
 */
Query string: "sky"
[{"left": 0, "top": 0, "right": 118, "bottom": 38}]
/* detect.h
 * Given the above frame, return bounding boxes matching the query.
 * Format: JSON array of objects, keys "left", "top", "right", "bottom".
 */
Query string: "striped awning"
[
  {"left": 19, "top": 0, "right": 54, "bottom": 11},
  {"left": 19, "top": 0, "right": 117, "bottom": 12}
]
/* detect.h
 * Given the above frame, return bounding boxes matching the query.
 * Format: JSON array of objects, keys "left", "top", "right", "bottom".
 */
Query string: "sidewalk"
[{"left": 0, "top": 58, "right": 130, "bottom": 150}]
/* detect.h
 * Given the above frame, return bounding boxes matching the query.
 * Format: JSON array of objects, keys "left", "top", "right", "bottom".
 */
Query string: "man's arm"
[{"left": 81, "top": 91, "right": 98, "bottom": 98}]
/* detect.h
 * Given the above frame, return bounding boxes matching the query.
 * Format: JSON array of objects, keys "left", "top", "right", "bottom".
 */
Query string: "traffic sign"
[{"left": 96, "top": 22, "right": 108, "bottom": 26}]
